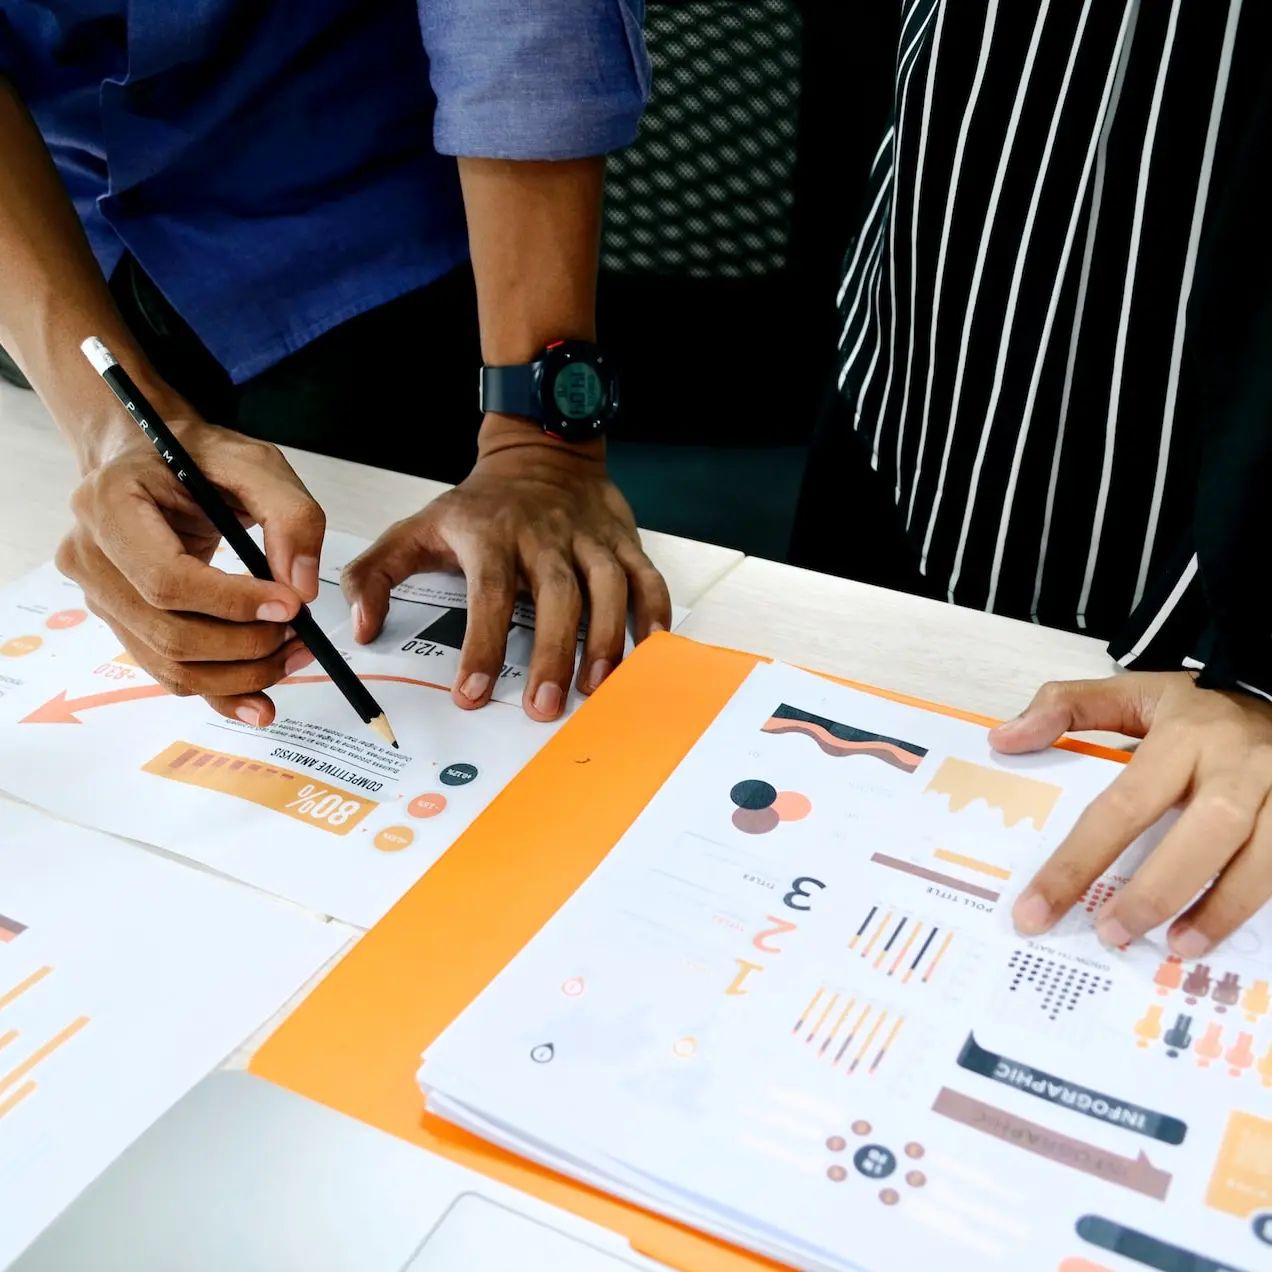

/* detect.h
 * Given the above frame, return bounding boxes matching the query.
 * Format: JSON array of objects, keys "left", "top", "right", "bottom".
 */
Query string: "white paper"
[
  {"left": 0, "top": 533, "right": 685, "bottom": 926},
  {"left": 422, "top": 662, "right": 1272, "bottom": 1272},
  {"left": 0, "top": 801, "right": 348, "bottom": 1267}
]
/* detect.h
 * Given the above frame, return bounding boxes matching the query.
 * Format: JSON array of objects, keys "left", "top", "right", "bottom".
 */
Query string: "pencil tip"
[{"left": 368, "top": 713, "right": 398, "bottom": 748}]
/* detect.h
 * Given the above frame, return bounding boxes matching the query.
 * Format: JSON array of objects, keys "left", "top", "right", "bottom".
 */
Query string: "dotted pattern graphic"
[
  {"left": 602, "top": 1, "right": 803, "bottom": 278},
  {"left": 1006, "top": 951, "right": 1112, "bottom": 1024},
  {"left": 1077, "top": 875, "right": 1126, "bottom": 917}
]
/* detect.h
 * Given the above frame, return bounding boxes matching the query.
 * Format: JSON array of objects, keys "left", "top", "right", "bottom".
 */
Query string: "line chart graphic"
[{"left": 924, "top": 757, "right": 1061, "bottom": 830}]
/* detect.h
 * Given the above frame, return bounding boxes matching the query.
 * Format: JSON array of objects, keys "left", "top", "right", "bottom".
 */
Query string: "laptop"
[{"left": 12, "top": 1071, "right": 665, "bottom": 1272}]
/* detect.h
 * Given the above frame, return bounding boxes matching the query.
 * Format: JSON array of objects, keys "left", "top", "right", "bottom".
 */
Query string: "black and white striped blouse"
[{"left": 837, "top": 0, "right": 1272, "bottom": 701}]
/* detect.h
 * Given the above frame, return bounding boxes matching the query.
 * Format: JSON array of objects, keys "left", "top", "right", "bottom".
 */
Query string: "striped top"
[{"left": 837, "top": 0, "right": 1272, "bottom": 700}]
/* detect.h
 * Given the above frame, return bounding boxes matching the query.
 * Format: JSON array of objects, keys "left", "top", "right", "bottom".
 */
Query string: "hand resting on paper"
[
  {"left": 341, "top": 413, "right": 671, "bottom": 723},
  {"left": 993, "top": 671, "right": 1272, "bottom": 956},
  {"left": 56, "top": 413, "right": 323, "bottom": 727}
]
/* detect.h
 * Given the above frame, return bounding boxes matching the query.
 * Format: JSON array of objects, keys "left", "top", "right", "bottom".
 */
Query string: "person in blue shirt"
[{"left": 0, "top": 0, "right": 670, "bottom": 728}]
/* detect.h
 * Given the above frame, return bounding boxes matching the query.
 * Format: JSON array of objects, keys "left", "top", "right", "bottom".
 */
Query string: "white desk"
[
  {"left": 679, "top": 555, "right": 1119, "bottom": 726},
  {"left": 0, "top": 378, "right": 1120, "bottom": 1070}
]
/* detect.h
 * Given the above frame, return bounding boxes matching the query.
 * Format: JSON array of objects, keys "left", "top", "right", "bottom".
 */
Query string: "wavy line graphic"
[{"left": 761, "top": 705, "right": 928, "bottom": 773}]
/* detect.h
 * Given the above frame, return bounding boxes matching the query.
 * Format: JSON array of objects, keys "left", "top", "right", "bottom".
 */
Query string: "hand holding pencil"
[{"left": 64, "top": 338, "right": 395, "bottom": 744}]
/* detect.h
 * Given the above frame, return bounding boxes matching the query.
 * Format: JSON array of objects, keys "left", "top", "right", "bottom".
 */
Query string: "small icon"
[
  {"left": 1253, "top": 1213, "right": 1272, "bottom": 1246},
  {"left": 853, "top": 1145, "right": 897, "bottom": 1180},
  {"left": 530, "top": 1043, "right": 555, "bottom": 1064},
  {"left": 440, "top": 763, "right": 479, "bottom": 787}
]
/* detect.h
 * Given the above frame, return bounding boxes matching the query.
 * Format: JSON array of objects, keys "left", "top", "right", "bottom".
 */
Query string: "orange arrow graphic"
[{"left": 20, "top": 673, "right": 454, "bottom": 724}]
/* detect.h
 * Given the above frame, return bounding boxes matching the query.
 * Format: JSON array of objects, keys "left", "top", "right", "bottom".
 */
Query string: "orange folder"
[{"left": 250, "top": 633, "right": 1128, "bottom": 1271}]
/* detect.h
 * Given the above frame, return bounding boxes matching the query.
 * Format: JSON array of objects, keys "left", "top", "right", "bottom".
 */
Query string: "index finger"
[
  {"left": 1012, "top": 732, "right": 1194, "bottom": 937},
  {"left": 92, "top": 488, "right": 301, "bottom": 623}
]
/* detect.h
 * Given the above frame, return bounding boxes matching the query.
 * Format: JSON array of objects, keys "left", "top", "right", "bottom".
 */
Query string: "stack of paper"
[
  {"left": 0, "top": 532, "right": 683, "bottom": 926},
  {"left": 419, "top": 662, "right": 1272, "bottom": 1272},
  {"left": 0, "top": 801, "right": 348, "bottom": 1266}
]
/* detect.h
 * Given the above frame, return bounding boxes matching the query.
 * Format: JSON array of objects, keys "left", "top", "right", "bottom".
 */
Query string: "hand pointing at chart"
[{"left": 992, "top": 671, "right": 1272, "bottom": 958}]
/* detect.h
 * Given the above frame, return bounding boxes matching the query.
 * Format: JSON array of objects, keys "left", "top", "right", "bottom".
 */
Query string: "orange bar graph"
[
  {"left": 861, "top": 911, "right": 893, "bottom": 960},
  {"left": 0, "top": 966, "right": 52, "bottom": 1013},
  {"left": 143, "top": 741, "right": 378, "bottom": 836},
  {"left": 933, "top": 849, "right": 1011, "bottom": 881},
  {"left": 922, "top": 932, "right": 955, "bottom": 984},
  {"left": 807, "top": 993, "right": 839, "bottom": 1043},
  {"left": 793, "top": 988, "right": 823, "bottom": 1034},
  {"left": 819, "top": 999, "right": 857, "bottom": 1057},
  {"left": 888, "top": 922, "right": 921, "bottom": 976},
  {"left": 0, "top": 1016, "right": 90, "bottom": 1099},
  {"left": 869, "top": 1017, "right": 904, "bottom": 1076},
  {"left": 850, "top": 1010, "right": 887, "bottom": 1074},
  {"left": 0, "top": 1079, "right": 35, "bottom": 1121}
]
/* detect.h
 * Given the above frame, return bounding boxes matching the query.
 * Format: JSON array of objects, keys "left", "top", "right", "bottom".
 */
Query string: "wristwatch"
[{"left": 479, "top": 340, "right": 619, "bottom": 442}]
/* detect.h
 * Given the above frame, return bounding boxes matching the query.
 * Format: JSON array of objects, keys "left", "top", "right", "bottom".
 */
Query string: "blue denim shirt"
[{"left": 0, "top": 0, "right": 648, "bottom": 381}]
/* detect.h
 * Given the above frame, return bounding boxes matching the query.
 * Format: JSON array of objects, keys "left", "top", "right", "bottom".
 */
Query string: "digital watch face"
[
  {"left": 540, "top": 343, "right": 617, "bottom": 439},
  {"left": 552, "top": 362, "right": 606, "bottom": 420}
]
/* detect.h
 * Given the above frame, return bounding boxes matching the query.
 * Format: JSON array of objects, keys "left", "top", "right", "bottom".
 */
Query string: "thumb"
[
  {"left": 340, "top": 513, "right": 449, "bottom": 643},
  {"left": 989, "top": 674, "right": 1158, "bottom": 753}
]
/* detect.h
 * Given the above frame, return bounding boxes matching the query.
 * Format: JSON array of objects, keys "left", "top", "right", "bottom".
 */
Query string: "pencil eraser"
[{"left": 81, "top": 337, "right": 118, "bottom": 375}]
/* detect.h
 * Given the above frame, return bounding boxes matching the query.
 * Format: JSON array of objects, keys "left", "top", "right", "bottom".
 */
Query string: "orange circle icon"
[
  {"left": 672, "top": 1036, "right": 697, "bottom": 1058},
  {"left": 561, "top": 977, "right": 585, "bottom": 997},
  {"left": 773, "top": 791, "right": 812, "bottom": 821},
  {"left": 903, "top": 1142, "right": 925, "bottom": 1159},
  {"left": 826, "top": 1136, "right": 847, "bottom": 1153},
  {"left": 827, "top": 1165, "right": 847, "bottom": 1182},
  {"left": 408, "top": 793, "right": 447, "bottom": 819},
  {"left": 0, "top": 635, "right": 42, "bottom": 658},
  {"left": 851, "top": 1120, "right": 872, "bottom": 1137},
  {"left": 45, "top": 609, "right": 87, "bottom": 630},
  {"left": 373, "top": 826, "right": 414, "bottom": 852},
  {"left": 879, "top": 1188, "right": 899, "bottom": 1206}
]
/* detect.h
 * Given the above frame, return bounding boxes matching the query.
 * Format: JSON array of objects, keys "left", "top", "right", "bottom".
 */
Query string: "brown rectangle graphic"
[
  {"left": 870, "top": 853, "right": 1000, "bottom": 903},
  {"left": 932, "top": 1086, "right": 1172, "bottom": 1200}
]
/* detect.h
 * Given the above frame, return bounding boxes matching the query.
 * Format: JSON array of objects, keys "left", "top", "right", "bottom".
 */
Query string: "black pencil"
[{"left": 81, "top": 337, "right": 397, "bottom": 748}]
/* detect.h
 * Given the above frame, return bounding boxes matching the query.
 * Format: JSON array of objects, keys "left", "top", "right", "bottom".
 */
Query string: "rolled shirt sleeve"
[{"left": 417, "top": 0, "right": 649, "bottom": 160}]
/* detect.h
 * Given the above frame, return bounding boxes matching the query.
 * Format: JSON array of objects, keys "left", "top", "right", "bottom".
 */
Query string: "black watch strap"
[{"left": 480, "top": 362, "right": 540, "bottom": 419}]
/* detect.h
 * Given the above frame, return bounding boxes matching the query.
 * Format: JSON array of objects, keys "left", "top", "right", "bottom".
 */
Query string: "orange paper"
[{"left": 250, "top": 633, "right": 1128, "bottom": 1270}]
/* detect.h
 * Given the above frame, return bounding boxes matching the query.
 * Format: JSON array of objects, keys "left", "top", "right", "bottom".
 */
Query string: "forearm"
[
  {"left": 0, "top": 78, "right": 180, "bottom": 470},
  {"left": 458, "top": 155, "right": 605, "bottom": 460}
]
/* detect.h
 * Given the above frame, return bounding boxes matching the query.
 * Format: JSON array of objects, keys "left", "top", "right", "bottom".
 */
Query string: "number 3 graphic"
[{"left": 784, "top": 876, "right": 827, "bottom": 912}]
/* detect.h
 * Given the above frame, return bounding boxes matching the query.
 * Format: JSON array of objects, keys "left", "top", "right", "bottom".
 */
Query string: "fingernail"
[
  {"left": 285, "top": 649, "right": 315, "bottom": 676},
  {"left": 350, "top": 602, "right": 364, "bottom": 639},
  {"left": 291, "top": 555, "right": 319, "bottom": 599},
  {"left": 235, "top": 704, "right": 263, "bottom": 727},
  {"left": 586, "top": 659, "right": 611, "bottom": 691},
  {"left": 460, "top": 672, "right": 491, "bottom": 702},
  {"left": 283, "top": 626, "right": 296, "bottom": 641},
  {"left": 1013, "top": 892, "right": 1052, "bottom": 936},
  {"left": 257, "top": 601, "right": 290, "bottom": 622},
  {"left": 1172, "top": 927, "right": 1210, "bottom": 959},
  {"left": 1096, "top": 915, "right": 1133, "bottom": 949},
  {"left": 648, "top": 621, "right": 667, "bottom": 635},
  {"left": 533, "top": 682, "right": 563, "bottom": 718}
]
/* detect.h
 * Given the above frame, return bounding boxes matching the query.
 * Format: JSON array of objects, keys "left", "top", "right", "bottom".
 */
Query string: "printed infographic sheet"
[
  {"left": 422, "top": 662, "right": 1272, "bottom": 1272},
  {"left": 0, "top": 800, "right": 348, "bottom": 1267},
  {"left": 0, "top": 531, "right": 658, "bottom": 926}
]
